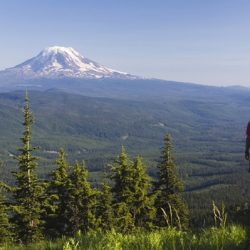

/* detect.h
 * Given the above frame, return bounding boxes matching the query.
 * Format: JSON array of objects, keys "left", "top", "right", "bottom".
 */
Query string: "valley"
[{"left": 0, "top": 86, "right": 249, "bottom": 225}]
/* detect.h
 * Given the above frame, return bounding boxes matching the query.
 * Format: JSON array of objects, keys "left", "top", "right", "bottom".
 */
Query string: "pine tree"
[
  {"left": 110, "top": 147, "right": 135, "bottom": 232},
  {"left": 131, "top": 156, "right": 156, "bottom": 229},
  {"left": 96, "top": 181, "right": 114, "bottom": 231},
  {"left": 154, "top": 134, "right": 189, "bottom": 229},
  {"left": 12, "top": 92, "right": 44, "bottom": 243},
  {"left": 111, "top": 148, "right": 156, "bottom": 231},
  {"left": 66, "top": 161, "right": 98, "bottom": 235},
  {"left": 0, "top": 186, "right": 12, "bottom": 243},
  {"left": 45, "top": 148, "right": 69, "bottom": 237}
]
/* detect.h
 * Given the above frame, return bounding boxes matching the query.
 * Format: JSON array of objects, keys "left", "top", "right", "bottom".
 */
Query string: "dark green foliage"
[
  {"left": 0, "top": 186, "right": 12, "bottom": 243},
  {"left": 96, "top": 181, "right": 114, "bottom": 231},
  {"left": 111, "top": 147, "right": 135, "bottom": 232},
  {"left": 111, "top": 147, "right": 156, "bottom": 231},
  {"left": 66, "top": 161, "right": 98, "bottom": 235},
  {"left": 131, "top": 156, "right": 156, "bottom": 229},
  {"left": 45, "top": 149, "right": 69, "bottom": 237},
  {"left": 229, "top": 204, "right": 250, "bottom": 228},
  {"left": 154, "top": 134, "right": 189, "bottom": 229},
  {"left": 46, "top": 151, "right": 99, "bottom": 236},
  {"left": 12, "top": 92, "right": 44, "bottom": 243}
]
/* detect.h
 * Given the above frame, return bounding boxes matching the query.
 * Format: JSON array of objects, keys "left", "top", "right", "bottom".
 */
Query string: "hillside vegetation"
[
  {"left": 1, "top": 94, "right": 250, "bottom": 250},
  {"left": 0, "top": 86, "right": 250, "bottom": 226}
]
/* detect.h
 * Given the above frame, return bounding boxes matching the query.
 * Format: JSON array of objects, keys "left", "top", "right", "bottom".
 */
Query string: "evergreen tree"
[
  {"left": 45, "top": 148, "right": 69, "bottom": 237},
  {"left": 110, "top": 147, "right": 134, "bottom": 232},
  {"left": 154, "top": 134, "right": 189, "bottom": 229},
  {"left": 111, "top": 148, "right": 156, "bottom": 231},
  {"left": 0, "top": 186, "right": 12, "bottom": 243},
  {"left": 131, "top": 156, "right": 156, "bottom": 229},
  {"left": 12, "top": 92, "right": 44, "bottom": 243},
  {"left": 66, "top": 161, "right": 98, "bottom": 235},
  {"left": 96, "top": 181, "right": 114, "bottom": 231}
]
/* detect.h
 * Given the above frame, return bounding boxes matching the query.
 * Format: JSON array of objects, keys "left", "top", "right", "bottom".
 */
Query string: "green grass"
[{"left": 0, "top": 226, "right": 247, "bottom": 250}]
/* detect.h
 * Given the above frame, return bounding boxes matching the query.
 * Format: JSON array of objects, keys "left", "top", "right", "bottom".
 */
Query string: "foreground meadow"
[{"left": 0, "top": 225, "right": 248, "bottom": 250}]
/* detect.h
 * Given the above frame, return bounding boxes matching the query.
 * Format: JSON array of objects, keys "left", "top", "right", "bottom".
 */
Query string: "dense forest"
[
  {"left": 0, "top": 89, "right": 249, "bottom": 228},
  {"left": 0, "top": 93, "right": 250, "bottom": 249},
  {"left": 0, "top": 93, "right": 190, "bottom": 243}
]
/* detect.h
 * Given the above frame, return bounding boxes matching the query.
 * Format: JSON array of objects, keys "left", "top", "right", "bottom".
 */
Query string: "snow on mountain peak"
[
  {"left": 3, "top": 46, "right": 137, "bottom": 79},
  {"left": 39, "top": 46, "right": 84, "bottom": 64},
  {"left": 42, "top": 46, "right": 77, "bottom": 54}
]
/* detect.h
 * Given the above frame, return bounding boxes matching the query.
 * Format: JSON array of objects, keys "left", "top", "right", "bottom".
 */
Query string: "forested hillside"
[
  {"left": 1, "top": 94, "right": 249, "bottom": 250},
  {"left": 0, "top": 88, "right": 250, "bottom": 226}
]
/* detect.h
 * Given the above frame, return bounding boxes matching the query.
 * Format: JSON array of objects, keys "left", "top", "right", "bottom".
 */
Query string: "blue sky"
[{"left": 0, "top": 0, "right": 249, "bottom": 86}]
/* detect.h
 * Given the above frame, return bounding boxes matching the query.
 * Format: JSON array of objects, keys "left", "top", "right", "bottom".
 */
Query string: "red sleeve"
[{"left": 246, "top": 122, "right": 250, "bottom": 136}]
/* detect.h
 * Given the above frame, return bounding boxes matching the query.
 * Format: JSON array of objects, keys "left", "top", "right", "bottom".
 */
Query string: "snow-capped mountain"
[{"left": 0, "top": 46, "right": 137, "bottom": 80}]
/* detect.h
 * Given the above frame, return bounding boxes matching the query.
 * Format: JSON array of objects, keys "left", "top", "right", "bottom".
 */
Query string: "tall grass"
[
  {"left": 0, "top": 225, "right": 247, "bottom": 250},
  {"left": 0, "top": 203, "right": 248, "bottom": 250}
]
